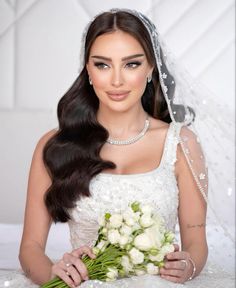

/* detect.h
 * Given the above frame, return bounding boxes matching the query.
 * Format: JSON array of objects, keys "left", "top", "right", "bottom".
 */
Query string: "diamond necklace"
[{"left": 106, "top": 116, "right": 150, "bottom": 145}]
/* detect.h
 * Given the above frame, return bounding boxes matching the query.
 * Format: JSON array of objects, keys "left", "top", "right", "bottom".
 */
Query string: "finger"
[
  {"left": 173, "top": 243, "right": 180, "bottom": 251},
  {"left": 164, "top": 260, "right": 187, "bottom": 270},
  {"left": 72, "top": 257, "right": 89, "bottom": 281},
  {"left": 66, "top": 265, "right": 82, "bottom": 286},
  {"left": 166, "top": 251, "right": 189, "bottom": 261},
  {"left": 160, "top": 274, "right": 184, "bottom": 284},
  {"left": 63, "top": 253, "right": 89, "bottom": 281},
  {"left": 52, "top": 267, "right": 76, "bottom": 288},
  {"left": 161, "top": 266, "right": 182, "bottom": 277},
  {"left": 72, "top": 246, "right": 96, "bottom": 259}
]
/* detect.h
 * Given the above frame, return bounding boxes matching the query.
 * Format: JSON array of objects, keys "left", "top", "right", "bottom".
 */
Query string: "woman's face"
[{"left": 86, "top": 30, "right": 153, "bottom": 113}]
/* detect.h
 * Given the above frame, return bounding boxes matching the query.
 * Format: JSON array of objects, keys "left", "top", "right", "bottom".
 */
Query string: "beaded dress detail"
[
  {"left": 0, "top": 122, "right": 234, "bottom": 288},
  {"left": 68, "top": 122, "right": 180, "bottom": 250}
]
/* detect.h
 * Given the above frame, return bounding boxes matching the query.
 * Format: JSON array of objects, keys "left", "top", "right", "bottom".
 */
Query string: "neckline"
[{"left": 98, "top": 122, "right": 174, "bottom": 178}]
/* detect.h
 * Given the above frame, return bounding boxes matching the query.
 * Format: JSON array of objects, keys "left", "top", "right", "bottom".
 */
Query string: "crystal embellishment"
[{"left": 106, "top": 117, "right": 150, "bottom": 145}]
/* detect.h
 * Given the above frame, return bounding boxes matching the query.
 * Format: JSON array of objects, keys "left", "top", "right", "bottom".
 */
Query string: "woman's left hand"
[{"left": 159, "top": 244, "right": 193, "bottom": 283}]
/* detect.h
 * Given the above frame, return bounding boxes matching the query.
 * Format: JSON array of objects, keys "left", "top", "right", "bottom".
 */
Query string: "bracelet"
[{"left": 187, "top": 257, "right": 196, "bottom": 281}]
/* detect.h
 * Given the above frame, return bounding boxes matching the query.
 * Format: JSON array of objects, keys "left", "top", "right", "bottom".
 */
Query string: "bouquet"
[{"left": 41, "top": 201, "right": 175, "bottom": 287}]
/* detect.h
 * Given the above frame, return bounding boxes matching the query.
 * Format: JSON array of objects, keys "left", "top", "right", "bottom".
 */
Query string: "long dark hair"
[{"left": 43, "top": 11, "right": 171, "bottom": 222}]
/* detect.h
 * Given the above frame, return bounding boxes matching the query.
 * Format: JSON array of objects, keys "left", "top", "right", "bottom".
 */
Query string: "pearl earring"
[
  {"left": 89, "top": 78, "right": 92, "bottom": 85},
  {"left": 147, "top": 75, "right": 152, "bottom": 83}
]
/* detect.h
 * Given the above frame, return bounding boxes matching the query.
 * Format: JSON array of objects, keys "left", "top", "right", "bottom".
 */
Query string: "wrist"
[{"left": 187, "top": 257, "right": 196, "bottom": 281}]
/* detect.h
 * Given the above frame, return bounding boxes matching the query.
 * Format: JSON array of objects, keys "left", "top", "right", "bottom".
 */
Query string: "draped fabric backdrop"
[{"left": 0, "top": 0, "right": 235, "bottom": 274}]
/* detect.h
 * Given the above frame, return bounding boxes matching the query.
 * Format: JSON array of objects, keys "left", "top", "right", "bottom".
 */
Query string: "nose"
[{"left": 111, "top": 68, "right": 124, "bottom": 87}]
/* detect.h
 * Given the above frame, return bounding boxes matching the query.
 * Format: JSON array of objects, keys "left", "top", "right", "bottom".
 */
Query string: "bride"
[{"left": 2, "top": 9, "right": 234, "bottom": 288}]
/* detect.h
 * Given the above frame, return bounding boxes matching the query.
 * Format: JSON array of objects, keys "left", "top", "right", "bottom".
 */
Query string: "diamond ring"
[{"left": 180, "top": 259, "right": 188, "bottom": 269}]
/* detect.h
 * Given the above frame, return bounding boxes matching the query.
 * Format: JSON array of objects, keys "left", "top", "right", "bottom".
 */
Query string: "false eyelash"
[
  {"left": 126, "top": 61, "right": 142, "bottom": 66},
  {"left": 93, "top": 62, "right": 109, "bottom": 68}
]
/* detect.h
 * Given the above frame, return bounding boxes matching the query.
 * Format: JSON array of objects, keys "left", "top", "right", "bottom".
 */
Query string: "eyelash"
[{"left": 93, "top": 61, "right": 142, "bottom": 69}]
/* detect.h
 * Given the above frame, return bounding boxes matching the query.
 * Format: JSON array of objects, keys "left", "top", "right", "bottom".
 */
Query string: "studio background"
[{"left": 0, "top": 0, "right": 235, "bottom": 273}]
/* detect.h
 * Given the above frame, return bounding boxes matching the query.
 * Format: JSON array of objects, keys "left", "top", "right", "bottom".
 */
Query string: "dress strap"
[{"left": 161, "top": 122, "right": 183, "bottom": 169}]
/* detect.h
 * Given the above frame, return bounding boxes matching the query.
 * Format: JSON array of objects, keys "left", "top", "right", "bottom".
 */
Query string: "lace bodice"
[
  {"left": 68, "top": 122, "right": 182, "bottom": 249},
  {"left": 1, "top": 122, "right": 235, "bottom": 288}
]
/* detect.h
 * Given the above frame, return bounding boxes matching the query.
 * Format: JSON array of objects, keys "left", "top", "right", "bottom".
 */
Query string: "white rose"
[
  {"left": 152, "top": 214, "right": 165, "bottom": 230},
  {"left": 140, "top": 204, "right": 153, "bottom": 215},
  {"left": 161, "top": 243, "right": 175, "bottom": 255},
  {"left": 121, "top": 255, "right": 133, "bottom": 273},
  {"left": 106, "top": 267, "right": 118, "bottom": 280},
  {"left": 119, "top": 235, "right": 129, "bottom": 247},
  {"left": 139, "top": 214, "right": 154, "bottom": 228},
  {"left": 131, "top": 222, "right": 141, "bottom": 232},
  {"left": 134, "top": 211, "right": 141, "bottom": 221},
  {"left": 134, "top": 233, "right": 153, "bottom": 251},
  {"left": 109, "top": 214, "right": 123, "bottom": 228},
  {"left": 146, "top": 263, "right": 159, "bottom": 275},
  {"left": 135, "top": 269, "right": 146, "bottom": 276},
  {"left": 96, "top": 240, "right": 108, "bottom": 252},
  {"left": 123, "top": 210, "right": 137, "bottom": 227},
  {"left": 145, "top": 224, "right": 165, "bottom": 249},
  {"left": 107, "top": 229, "right": 121, "bottom": 244},
  {"left": 120, "top": 224, "right": 132, "bottom": 236},
  {"left": 149, "top": 252, "right": 165, "bottom": 262},
  {"left": 129, "top": 247, "right": 144, "bottom": 265}
]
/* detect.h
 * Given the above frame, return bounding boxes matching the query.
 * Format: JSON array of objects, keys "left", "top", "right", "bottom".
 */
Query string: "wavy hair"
[{"left": 43, "top": 11, "right": 172, "bottom": 222}]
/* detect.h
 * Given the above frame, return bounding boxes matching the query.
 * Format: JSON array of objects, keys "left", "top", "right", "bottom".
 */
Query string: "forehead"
[{"left": 89, "top": 30, "right": 145, "bottom": 57}]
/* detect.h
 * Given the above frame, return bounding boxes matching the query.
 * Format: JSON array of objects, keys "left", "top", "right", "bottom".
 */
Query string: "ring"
[{"left": 180, "top": 259, "right": 188, "bottom": 269}]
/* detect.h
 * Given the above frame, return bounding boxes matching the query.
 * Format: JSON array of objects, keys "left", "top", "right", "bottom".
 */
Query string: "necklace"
[{"left": 106, "top": 117, "right": 150, "bottom": 145}]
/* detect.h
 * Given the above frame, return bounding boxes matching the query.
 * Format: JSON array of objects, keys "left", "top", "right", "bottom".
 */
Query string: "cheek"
[
  {"left": 90, "top": 73, "right": 108, "bottom": 89},
  {"left": 127, "top": 72, "right": 147, "bottom": 88}
]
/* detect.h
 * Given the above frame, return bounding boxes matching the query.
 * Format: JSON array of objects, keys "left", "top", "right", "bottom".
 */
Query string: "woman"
[{"left": 3, "top": 9, "right": 233, "bottom": 288}]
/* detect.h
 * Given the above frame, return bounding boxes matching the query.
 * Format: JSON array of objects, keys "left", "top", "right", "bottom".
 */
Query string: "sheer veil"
[{"left": 81, "top": 8, "right": 235, "bottom": 273}]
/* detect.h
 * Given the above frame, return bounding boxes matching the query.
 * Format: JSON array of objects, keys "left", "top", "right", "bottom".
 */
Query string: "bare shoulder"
[
  {"left": 32, "top": 129, "right": 58, "bottom": 161},
  {"left": 149, "top": 118, "right": 170, "bottom": 137},
  {"left": 35, "top": 129, "right": 57, "bottom": 150},
  {"left": 149, "top": 118, "right": 169, "bottom": 129}
]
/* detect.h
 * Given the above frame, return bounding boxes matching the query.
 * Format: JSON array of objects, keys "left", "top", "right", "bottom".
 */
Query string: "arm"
[
  {"left": 19, "top": 130, "right": 56, "bottom": 284},
  {"left": 160, "top": 128, "right": 208, "bottom": 283},
  {"left": 176, "top": 137, "right": 208, "bottom": 278},
  {"left": 19, "top": 130, "right": 96, "bottom": 287}
]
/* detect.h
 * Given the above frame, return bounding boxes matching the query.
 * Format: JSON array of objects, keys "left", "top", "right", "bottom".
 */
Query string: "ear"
[
  {"left": 86, "top": 63, "right": 90, "bottom": 74},
  {"left": 148, "top": 66, "right": 154, "bottom": 77}
]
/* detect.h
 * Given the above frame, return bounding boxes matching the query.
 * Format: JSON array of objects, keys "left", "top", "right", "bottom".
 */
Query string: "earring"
[
  {"left": 89, "top": 77, "right": 92, "bottom": 85},
  {"left": 147, "top": 75, "right": 152, "bottom": 83}
]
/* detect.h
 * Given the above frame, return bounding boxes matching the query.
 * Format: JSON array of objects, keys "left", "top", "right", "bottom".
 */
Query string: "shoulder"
[
  {"left": 176, "top": 125, "right": 204, "bottom": 175},
  {"left": 33, "top": 129, "right": 58, "bottom": 160},
  {"left": 149, "top": 118, "right": 169, "bottom": 135}
]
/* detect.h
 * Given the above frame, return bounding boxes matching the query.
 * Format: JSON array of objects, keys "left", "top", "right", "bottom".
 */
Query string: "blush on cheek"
[
  {"left": 128, "top": 73, "right": 147, "bottom": 89},
  {"left": 91, "top": 74, "right": 108, "bottom": 89}
]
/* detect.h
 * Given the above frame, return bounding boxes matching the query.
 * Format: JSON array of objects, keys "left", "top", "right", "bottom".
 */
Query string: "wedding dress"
[{"left": 1, "top": 122, "right": 234, "bottom": 288}]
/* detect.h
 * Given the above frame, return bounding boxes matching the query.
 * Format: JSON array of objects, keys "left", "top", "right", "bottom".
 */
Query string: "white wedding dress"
[{"left": 1, "top": 122, "right": 234, "bottom": 288}]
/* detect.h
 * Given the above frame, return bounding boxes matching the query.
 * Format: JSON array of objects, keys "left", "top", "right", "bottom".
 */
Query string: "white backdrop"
[{"left": 0, "top": 0, "right": 235, "bottom": 227}]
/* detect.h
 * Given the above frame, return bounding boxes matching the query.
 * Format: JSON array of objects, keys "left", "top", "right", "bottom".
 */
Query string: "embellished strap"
[{"left": 161, "top": 122, "right": 183, "bottom": 168}]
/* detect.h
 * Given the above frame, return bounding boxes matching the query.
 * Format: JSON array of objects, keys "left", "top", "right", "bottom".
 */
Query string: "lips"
[{"left": 106, "top": 90, "right": 130, "bottom": 101}]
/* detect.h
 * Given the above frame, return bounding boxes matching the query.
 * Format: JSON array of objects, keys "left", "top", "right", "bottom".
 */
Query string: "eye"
[
  {"left": 125, "top": 61, "right": 142, "bottom": 69},
  {"left": 94, "top": 62, "right": 109, "bottom": 69}
]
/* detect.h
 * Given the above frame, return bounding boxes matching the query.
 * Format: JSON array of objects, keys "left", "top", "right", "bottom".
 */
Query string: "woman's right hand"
[{"left": 51, "top": 246, "right": 96, "bottom": 288}]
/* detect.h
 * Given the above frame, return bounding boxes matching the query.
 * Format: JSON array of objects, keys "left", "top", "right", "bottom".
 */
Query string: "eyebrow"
[{"left": 91, "top": 54, "right": 145, "bottom": 61}]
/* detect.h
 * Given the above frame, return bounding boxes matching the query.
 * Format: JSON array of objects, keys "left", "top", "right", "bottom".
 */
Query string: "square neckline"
[{"left": 98, "top": 122, "right": 175, "bottom": 178}]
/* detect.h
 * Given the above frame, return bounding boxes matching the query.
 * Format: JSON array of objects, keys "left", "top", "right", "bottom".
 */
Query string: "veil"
[{"left": 80, "top": 8, "right": 235, "bottom": 273}]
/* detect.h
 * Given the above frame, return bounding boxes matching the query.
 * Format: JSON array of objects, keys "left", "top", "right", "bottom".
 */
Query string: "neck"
[{"left": 97, "top": 108, "right": 148, "bottom": 140}]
